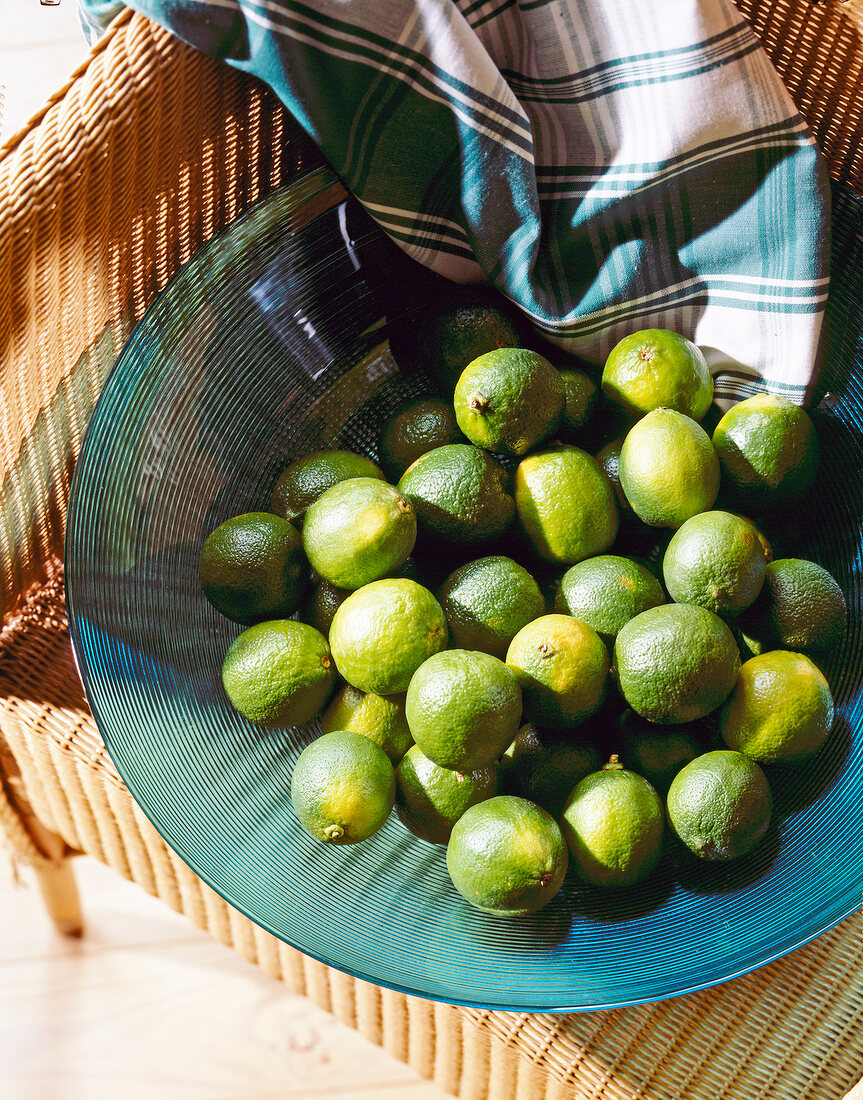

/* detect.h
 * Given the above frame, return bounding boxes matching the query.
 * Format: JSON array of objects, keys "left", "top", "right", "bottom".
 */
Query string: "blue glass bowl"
[{"left": 65, "top": 166, "right": 863, "bottom": 1012}]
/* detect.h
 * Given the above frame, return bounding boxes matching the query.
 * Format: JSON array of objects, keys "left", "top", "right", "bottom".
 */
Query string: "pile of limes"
[{"left": 199, "top": 313, "right": 846, "bottom": 919}]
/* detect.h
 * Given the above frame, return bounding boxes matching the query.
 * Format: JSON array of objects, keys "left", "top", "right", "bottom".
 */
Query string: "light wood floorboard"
[{"left": 0, "top": 856, "right": 455, "bottom": 1100}]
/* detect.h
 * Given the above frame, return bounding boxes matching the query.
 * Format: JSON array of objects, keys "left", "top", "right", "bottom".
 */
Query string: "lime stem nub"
[
  {"left": 468, "top": 392, "right": 490, "bottom": 413},
  {"left": 603, "top": 754, "right": 624, "bottom": 772},
  {"left": 324, "top": 823, "right": 344, "bottom": 840}
]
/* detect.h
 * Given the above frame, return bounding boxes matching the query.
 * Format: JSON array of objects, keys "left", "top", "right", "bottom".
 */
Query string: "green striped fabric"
[{"left": 78, "top": 0, "right": 830, "bottom": 403}]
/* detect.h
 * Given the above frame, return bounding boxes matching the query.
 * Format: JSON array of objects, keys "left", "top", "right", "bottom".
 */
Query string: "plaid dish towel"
[{"left": 79, "top": 0, "right": 831, "bottom": 404}]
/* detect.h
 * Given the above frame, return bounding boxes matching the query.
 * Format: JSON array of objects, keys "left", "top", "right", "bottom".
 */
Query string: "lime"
[
  {"left": 269, "top": 450, "right": 383, "bottom": 522},
  {"left": 199, "top": 512, "right": 307, "bottom": 624},
  {"left": 616, "top": 710, "right": 701, "bottom": 796},
  {"left": 397, "top": 443, "right": 514, "bottom": 545},
  {"left": 514, "top": 446, "right": 619, "bottom": 563},
  {"left": 321, "top": 684, "right": 413, "bottom": 762},
  {"left": 712, "top": 393, "right": 819, "bottom": 507},
  {"left": 555, "top": 554, "right": 665, "bottom": 643},
  {"left": 329, "top": 578, "right": 447, "bottom": 695},
  {"left": 397, "top": 284, "right": 524, "bottom": 393},
  {"left": 595, "top": 437, "right": 630, "bottom": 511},
  {"left": 559, "top": 368, "right": 599, "bottom": 434},
  {"left": 499, "top": 723, "right": 601, "bottom": 818},
  {"left": 438, "top": 555, "right": 545, "bottom": 659},
  {"left": 454, "top": 348, "right": 565, "bottom": 456},
  {"left": 405, "top": 649, "right": 522, "bottom": 770},
  {"left": 221, "top": 620, "right": 334, "bottom": 727},
  {"left": 396, "top": 745, "right": 499, "bottom": 844},
  {"left": 734, "top": 513, "right": 773, "bottom": 564},
  {"left": 666, "top": 750, "right": 772, "bottom": 860},
  {"left": 720, "top": 651, "right": 834, "bottom": 763},
  {"left": 506, "top": 614, "right": 609, "bottom": 729},
  {"left": 446, "top": 795, "right": 569, "bottom": 916},
  {"left": 662, "top": 511, "right": 768, "bottom": 616},
  {"left": 602, "top": 329, "right": 713, "bottom": 421},
  {"left": 290, "top": 730, "right": 395, "bottom": 844},
  {"left": 613, "top": 604, "right": 740, "bottom": 723},
  {"left": 738, "top": 558, "right": 846, "bottom": 655},
  {"left": 378, "top": 396, "right": 464, "bottom": 482},
  {"left": 619, "top": 408, "right": 720, "bottom": 528},
  {"left": 561, "top": 756, "right": 665, "bottom": 887},
  {"left": 302, "top": 578, "right": 350, "bottom": 637},
  {"left": 302, "top": 478, "right": 416, "bottom": 589}
]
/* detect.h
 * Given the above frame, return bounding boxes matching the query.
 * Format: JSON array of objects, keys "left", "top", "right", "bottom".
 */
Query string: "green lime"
[
  {"left": 555, "top": 554, "right": 665, "bottom": 643},
  {"left": 506, "top": 614, "right": 609, "bottom": 729},
  {"left": 720, "top": 651, "right": 834, "bottom": 763},
  {"left": 321, "top": 684, "right": 413, "bottom": 762},
  {"left": 602, "top": 329, "right": 713, "bottom": 421},
  {"left": 454, "top": 348, "right": 565, "bottom": 456},
  {"left": 615, "top": 710, "right": 701, "bottom": 796},
  {"left": 514, "top": 446, "right": 619, "bottom": 563},
  {"left": 619, "top": 408, "right": 720, "bottom": 528},
  {"left": 499, "top": 723, "right": 601, "bottom": 818},
  {"left": 738, "top": 558, "right": 847, "bottom": 655},
  {"left": 613, "top": 604, "right": 740, "bottom": 724},
  {"left": 302, "top": 578, "right": 351, "bottom": 637},
  {"left": 666, "top": 750, "right": 772, "bottom": 860},
  {"left": 329, "top": 578, "right": 447, "bottom": 695},
  {"left": 269, "top": 450, "right": 384, "bottom": 522},
  {"left": 438, "top": 555, "right": 545, "bottom": 659},
  {"left": 290, "top": 730, "right": 395, "bottom": 844},
  {"left": 221, "top": 620, "right": 334, "bottom": 727},
  {"left": 712, "top": 394, "right": 819, "bottom": 507},
  {"left": 446, "top": 795, "right": 569, "bottom": 916},
  {"left": 397, "top": 443, "right": 515, "bottom": 545},
  {"left": 199, "top": 512, "right": 307, "bottom": 624},
  {"left": 595, "top": 437, "right": 630, "bottom": 511},
  {"left": 662, "top": 511, "right": 768, "bottom": 616},
  {"left": 302, "top": 478, "right": 416, "bottom": 589},
  {"left": 559, "top": 369, "right": 599, "bottom": 434},
  {"left": 399, "top": 284, "right": 524, "bottom": 393},
  {"left": 396, "top": 745, "right": 499, "bottom": 844},
  {"left": 560, "top": 756, "right": 665, "bottom": 887},
  {"left": 405, "top": 649, "right": 522, "bottom": 770},
  {"left": 378, "top": 396, "right": 465, "bottom": 483}
]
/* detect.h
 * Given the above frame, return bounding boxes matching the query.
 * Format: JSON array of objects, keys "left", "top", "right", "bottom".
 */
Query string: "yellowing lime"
[
  {"left": 291, "top": 730, "right": 395, "bottom": 844},
  {"left": 506, "top": 614, "right": 609, "bottom": 729},
  {"left": 329, "top": 578, "right": 447, "bottom": 695},
  {"left": 720, "top": 651, "right": 834, "bottom": 763},
  {"left": 619, "top": 408, "right": 720, "bottom": 528},
  {"left": 560, "top": 757, "right": 664, "bottom": 887}
]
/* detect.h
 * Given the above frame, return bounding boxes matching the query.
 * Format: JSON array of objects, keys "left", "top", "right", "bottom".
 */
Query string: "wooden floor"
[{"left": 0, "top": 856, "right": 455, "bottom": 1100}]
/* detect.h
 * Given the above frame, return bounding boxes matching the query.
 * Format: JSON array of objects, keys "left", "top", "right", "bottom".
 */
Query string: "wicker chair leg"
[
  {"left": 0, "top": 739, "right": 84, "bottom": 936},
  {"left": 30, "top": 854, "right": 83, "bottom": 937}
]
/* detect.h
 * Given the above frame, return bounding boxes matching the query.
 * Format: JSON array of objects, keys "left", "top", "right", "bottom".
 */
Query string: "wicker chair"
[{"left": 1, "top": 3, "right": 861, "bottom": 1098}]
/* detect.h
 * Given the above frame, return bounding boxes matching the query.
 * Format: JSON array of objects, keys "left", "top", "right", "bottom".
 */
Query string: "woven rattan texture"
[
  {"left": 0, "top": 10, "right": 321, "bottom": 619},
  {"left": 1, "top": 5, "right": 862, "bottom": 1100}
]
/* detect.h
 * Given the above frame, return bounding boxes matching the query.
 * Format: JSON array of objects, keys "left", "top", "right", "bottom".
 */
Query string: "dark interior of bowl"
[{"left": 65, "top": 166, "right": 863, "bottom": 1012}]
